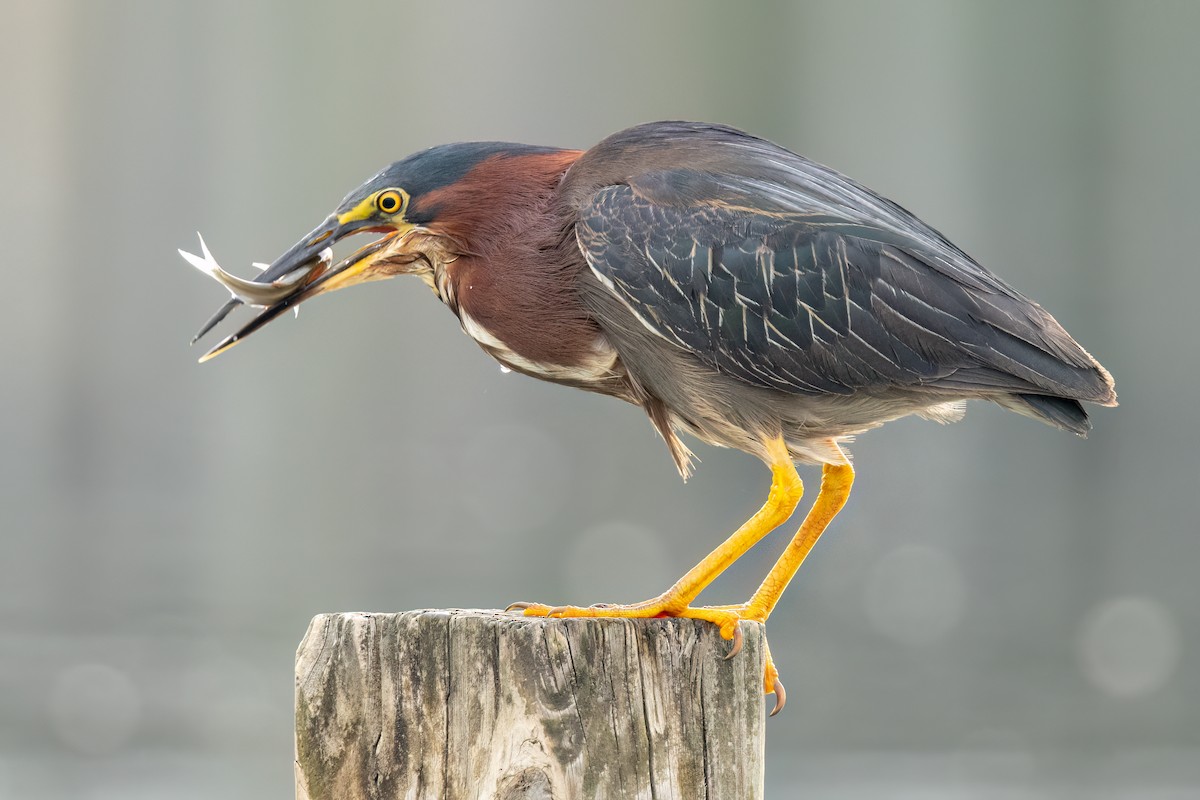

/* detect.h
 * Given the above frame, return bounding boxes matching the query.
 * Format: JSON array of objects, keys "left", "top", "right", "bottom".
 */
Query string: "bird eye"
[{"left": 376, "top": 190, "right": 404, "bottom": 215}]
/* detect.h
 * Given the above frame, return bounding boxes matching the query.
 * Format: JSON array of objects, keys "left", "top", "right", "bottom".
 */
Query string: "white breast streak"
[{"left": 458, "top": 310, "right": 619, "bottom": 383}]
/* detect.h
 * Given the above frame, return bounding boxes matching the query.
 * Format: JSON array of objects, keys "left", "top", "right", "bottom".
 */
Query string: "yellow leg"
[
  {"left": 742, "top": 461, "right": 854, "bottom": 621},
  {"left": 510, "top": 437, "right": 802, "bottom": 620},
  {"left": 509, "top": 442, "right": 854, "bottom": 716},
  {"left": 689, "top": 460, "right": 853, "bottom": 714}
]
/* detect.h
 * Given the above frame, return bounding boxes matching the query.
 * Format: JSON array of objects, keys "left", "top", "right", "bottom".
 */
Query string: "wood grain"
[{"left": 295, "top": 609, "right": 765, "bottom": 799}]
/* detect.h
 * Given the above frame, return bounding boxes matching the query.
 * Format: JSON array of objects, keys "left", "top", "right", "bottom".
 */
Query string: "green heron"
[{"left": 188, "top": 121, "right": 1116, "bottom": 714}]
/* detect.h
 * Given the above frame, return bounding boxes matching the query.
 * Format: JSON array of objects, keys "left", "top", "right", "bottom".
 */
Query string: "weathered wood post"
[{"left": 295, "top": 609, "right": 765, "bottom": 799}]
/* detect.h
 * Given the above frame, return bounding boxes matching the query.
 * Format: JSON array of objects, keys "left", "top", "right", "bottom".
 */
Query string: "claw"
[
  {"left": 506, "top": 601, "right": 560, "bottom": 617},
  {"left": 723, "top": 624, "right": 744, "bottom": 660},
  {"left": 769, "top": 676, "right": 787, "bottom": 716},
  {"left": 769, "top": 680, "right": 787, "bottom": 716}
]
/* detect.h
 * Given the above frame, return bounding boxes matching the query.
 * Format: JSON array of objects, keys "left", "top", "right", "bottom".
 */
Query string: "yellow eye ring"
[{"left": 376, "top": 190, "right": 404, "bottom": 215}]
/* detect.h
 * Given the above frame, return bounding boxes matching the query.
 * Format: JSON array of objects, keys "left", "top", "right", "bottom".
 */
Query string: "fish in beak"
[
  {"left": 183, "top": 214, "right": 402, "bottom": 362},
  {"left": 179, "top": 232, "right": 330, "bottom": 324}
]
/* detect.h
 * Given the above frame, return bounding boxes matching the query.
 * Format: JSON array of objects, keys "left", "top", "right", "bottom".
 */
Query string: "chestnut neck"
[{"left": 422, "top": 149, "right": 608, "bottom": 370}]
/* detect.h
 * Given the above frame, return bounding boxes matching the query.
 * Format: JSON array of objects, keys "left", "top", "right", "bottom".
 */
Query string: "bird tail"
[{"left": 997, "top": 393, "right": 1094, "bottom": 436}]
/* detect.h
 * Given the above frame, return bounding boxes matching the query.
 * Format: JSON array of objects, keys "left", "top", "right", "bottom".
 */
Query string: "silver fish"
[{"left": 180, "top": 232, "right": 329, "bottom": 307}]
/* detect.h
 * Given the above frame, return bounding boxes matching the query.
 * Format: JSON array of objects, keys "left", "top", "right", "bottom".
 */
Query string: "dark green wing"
[{"left": 576, "top": 171, "right": 1110, "bottom": 402}]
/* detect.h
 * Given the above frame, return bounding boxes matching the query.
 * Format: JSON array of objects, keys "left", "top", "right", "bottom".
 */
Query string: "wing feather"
[{"left": 576, "top": 172, "right": 1110, "bottom": 403}]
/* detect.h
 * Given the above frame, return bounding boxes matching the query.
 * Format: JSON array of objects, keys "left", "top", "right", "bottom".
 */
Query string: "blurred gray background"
[{"left": 2, "top": 1, "right": 1196, "bottom": 797}]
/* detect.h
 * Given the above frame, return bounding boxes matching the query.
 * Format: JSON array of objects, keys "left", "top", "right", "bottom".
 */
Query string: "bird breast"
[
  {"left": 457, "top": 309, "right": 620, "bottom": 384},
  {"left": 430, "top": 236, "right": 624, "bottom": 388}
]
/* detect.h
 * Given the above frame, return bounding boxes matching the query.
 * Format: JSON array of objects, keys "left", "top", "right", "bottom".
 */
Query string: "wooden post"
[{"left": 295, "top": 609, "right": 765, "bottom": 799}]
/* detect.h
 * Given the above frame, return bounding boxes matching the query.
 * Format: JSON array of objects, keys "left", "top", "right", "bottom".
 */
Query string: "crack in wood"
[{"left": 294, "top": 610, "right": 765, "bottom": 799}]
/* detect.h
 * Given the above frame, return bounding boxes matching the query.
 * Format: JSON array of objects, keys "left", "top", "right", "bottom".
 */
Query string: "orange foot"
[{"left": 507, "top": 599, "right": 786, "bottom": 715}]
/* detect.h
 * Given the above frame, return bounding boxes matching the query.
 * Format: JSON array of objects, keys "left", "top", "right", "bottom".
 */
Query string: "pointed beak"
[
  {"left": 258, "top": 214, "right": 361, "bottom": 284},
  {"left": 190, "top": 216, "right": 402, "bottom": 361},
  {"left": 188, "top": 215, "right": 353, "bottom": 343}
]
